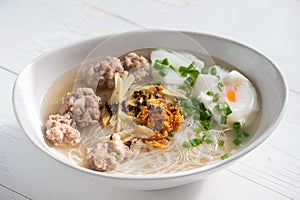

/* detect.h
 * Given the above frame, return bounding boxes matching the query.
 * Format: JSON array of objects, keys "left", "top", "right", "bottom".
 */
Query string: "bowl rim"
[{"left": 12, "top": 30, "right": 289, "bottom": 181}]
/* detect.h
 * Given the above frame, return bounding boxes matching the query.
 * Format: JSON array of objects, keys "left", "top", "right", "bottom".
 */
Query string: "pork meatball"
[
  {"left": 60, "top": 87, "right": 101, "bottom": 128},
  {"left": 87, "top": 134, "right": 132, "bottom": 171},
  {"left": 124, "top": 52, "right": 150, "bottom": 82},
  {"left": 87, "top": 56, "right": 124, "bottom": 89},
  {"left": 45, "top": 114, "right": 80, "bottom": 146}
]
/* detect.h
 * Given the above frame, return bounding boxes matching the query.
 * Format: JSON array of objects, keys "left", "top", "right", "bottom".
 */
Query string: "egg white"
[{"left": 195, "top": 67, "right": 259, "bottom": 127}]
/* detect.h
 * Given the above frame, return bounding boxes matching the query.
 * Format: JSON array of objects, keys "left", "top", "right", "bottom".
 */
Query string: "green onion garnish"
[
  {"left": 215, "top": 103, "right": 226, "bottom": 112},
  {"left": 215, "top": 103, "right": 232, "bottom": 116},
  {"left": 115, "top": 154, "right": 120, "bottom": 160},
  {"left": 190, "top": 70, "right": 200, "bottom": 78},
  {"left": 199, "top": 102, "right": 206, "bottom": 111},
  {"left": 170, "top": 65, "right": 176, "bottom": 71},
  {"left": 240, "top": 130, "right": 250, "bottom": 138},
  {"left": 154, "top": 58, "right": 174, "bottom": 77},
  {"left": 201, "top": 68, "right": 208, "bottom": 74},
  {"left": 221, "top": 115, "right": 227, "bottom": 125},
  {"left": 182, "top": 141, "right": 191, "bottom": 148},
  {"left": 233, "top": 138, "right": 242, "bottom": 146},
  {"left": 161, "top": 58, "right": 169, "bottom": 65},
  {"left": 221, "top": 153, "right": 230, "bottom": 160},
  {"left": 206, "top": 91, "right": 214, "bottom": 96},
  {"left": 219, "top": 140, "right": 225, "bottom": 147},
  {"left": 213, "top": 93, "right": 219, "bottom": 102},
  {"left": 224, "top": 105, "right": 232, "bottom": 115},
  {"left": 184, "top": 76, "right": 195, "bottom": 86},
  {"left": 159, "top": 68, "right": 169, "bottom": 77},
  {"left": 237, "top": 130, "right": 242, "bottom": 137},
  {"left": 232, "top": 122, "right": 241, "bottom": 130},
  {"left": 201, "top": 120, "right": 213, "bottom": 130},
  {"left": 179, "top": 66, "right": 188, "bottom": 77},
  {"left": 210, "top": 67, "right": 217, "bottom": 75},
  {"left": 190, "top": 138, "right": 202, "bottom": 147},
  {"left": 218, "top": 82, "right": 224, "bottom": 91},
  {"left": 178, "top": 62, "right": 199, "bottom": 86},
  {"left": 156, "top": 81, "right": 162, "bottom": 86},
  {"left": 202, "top": 134, "right": 213, "bottom": 144},
  {"left": 194, "top": 127, "right": 202, "bottom": 134},
  {"left": 200, "top": 110, "right": 212, "bottom": 120}
]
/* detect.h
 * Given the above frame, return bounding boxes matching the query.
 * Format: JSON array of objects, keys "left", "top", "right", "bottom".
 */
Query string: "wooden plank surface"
[
  {"left": 0, "top": 0, "right": 299, "bottom": 199},
  {"left": 0, "top": 185, "right": 29, "bottom": 200}
]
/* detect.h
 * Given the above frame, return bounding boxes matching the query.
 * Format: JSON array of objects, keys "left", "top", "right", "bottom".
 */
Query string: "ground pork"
[
  {"left": 60, "top": 87, "right": 101, "bottom": 128},
  {"left": 87, "top": 56, "right": 124, "bottom": 89},
  {"left": 123, "top": 52, "right": 150, "bottom": 82},
  {"left": 45, "top": 114, "right": 80, "bottom": 146},
  {"left": 87, "top": 134, "right": 132, "bottom": 171}
]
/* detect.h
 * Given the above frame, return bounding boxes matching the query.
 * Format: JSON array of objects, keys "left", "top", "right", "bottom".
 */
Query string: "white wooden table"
[{"left": 1, "top": 0, "right": 300, "bottom": 199}]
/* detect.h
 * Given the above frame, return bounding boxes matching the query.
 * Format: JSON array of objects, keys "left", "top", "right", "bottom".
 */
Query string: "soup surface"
[{"left": 41, "top": 49, "right": 260, "bottom": 174}]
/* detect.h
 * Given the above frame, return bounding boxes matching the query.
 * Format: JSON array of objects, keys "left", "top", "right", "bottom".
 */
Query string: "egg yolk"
[{"left": 226, "top": 90, "right": 236, "bottom": 102}]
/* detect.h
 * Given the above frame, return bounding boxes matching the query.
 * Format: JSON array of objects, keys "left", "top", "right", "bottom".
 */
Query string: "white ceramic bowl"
[{"left": 13, "top": 30, "right": 288, "bottom": 190}]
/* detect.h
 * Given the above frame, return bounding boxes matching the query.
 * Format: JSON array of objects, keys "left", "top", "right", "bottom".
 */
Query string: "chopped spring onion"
[
  {"left": 115, "top": 154, "right": 120, "bottom": 160},
  {"left": 201, "top": 68, "right": 208, "bottom": 74},
  {"left": 182, "top": 141, "right": 191, "bottom": 148},
  {"left": 184, "top": 76, "right": 196, "bottom": 86},
  {"left": 200, "top": 110, "right": 212, "bottom": 120},
  {"left": 237, "top": 130, "right": 242, "bottom": 137},
  {"left": 179, "top": 66, "right": 188, "bottom": 77},
  {"left": 215, "top": 103, "right": 232, "bottom": 116},
  {"left": 221, "top": 115, "right": 227, "bottom": 125},
  {"left": 155, "top": 81, "right": 162, "bottom": 86},
  {"left": 161, "top": 58, "right": 169, "bottom": 65},
  {"left": 178, "top": 98, "right": 196, "bottom": 117},
  {"left": 218, "top": 82, "right": 224, "bottom": 91},
  {"left": 206, "top": 91, "right": 214, "bottom": 96},
  {"left": 215, "top": 103, "right": 226, "bottom": 112},
  {"left": 159, "top": 67, "right": 169, "bottom": 77},
  {"left": 239, "top": 130, "right": 250, "bottom": 138},
  {"left": 153, "top": 60, "right": 166, "bottom": 70},
  {"left": 190, "top": 138, "right": 202, "bottom": 147},
  {"left": 213, "top": 93, "right": 219, "bottom": 102},
  {"left": 210, "top": 67, "right": 217, "bottom": 75},
  {"left": 232, "top": 122, "right": 241, "bottom": 130},
  {"left": 190, "top": 70, "right": 200, "bottom": 78},
  {"left": 218, "top": 140, "right": 225, "bottom": 147},
  {"left": 202, "top": 134, "right": 213, "bottom": 144},
  {"left": 201, "top": 120, "right": 213, "bottom": 130},
  {"left": 233, "top": 138, "right": 242, "bottom": 146},
  {"left": 199, "top": 102, "right": 206, "bottom": 111},
  {"left": 221, "top": 153, "right": 230, "bottom": 160},
  {"left": 194, "top": 127, "right": 202, "bottom": 134},
  {"left": 170, "top": 65, "right": 176, "bottom": 71},
  {"left": 154, "top": 58, "right": 174, "bottom": 77},
  {"left": 224, "top": 105, "right": 232, "bottom": 115}
]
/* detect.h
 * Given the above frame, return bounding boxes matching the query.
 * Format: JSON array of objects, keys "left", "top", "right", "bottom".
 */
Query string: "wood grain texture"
[
  {"left": 79, "top": 0, "right": 300, "bottom": 92},
  {"left": 0, "top": 0, "right": 299, "bottom": 199},
  {"left": 0, "top": 0, "right": 138, "bottom": 73},
  {"left": 0, "top": 185, "right": 29, "bottom": 200}
]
